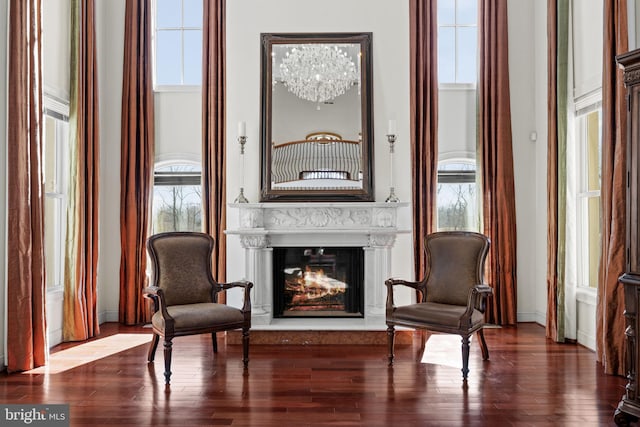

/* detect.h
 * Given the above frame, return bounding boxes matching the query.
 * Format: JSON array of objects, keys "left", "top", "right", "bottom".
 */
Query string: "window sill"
[
  {"left": 154, "top": 85, "right": 201, "bottom": 93},
  {"left": 439, "top": 83, "right": 476, "bottom": 91},
  {"left": 576, "top": 287, "right": 597, "bottom": 306}
]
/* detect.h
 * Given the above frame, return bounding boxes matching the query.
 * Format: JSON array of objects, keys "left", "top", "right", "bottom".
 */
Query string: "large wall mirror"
[{"left": 260, "top": 33, "right": 374, "bottom": 201}]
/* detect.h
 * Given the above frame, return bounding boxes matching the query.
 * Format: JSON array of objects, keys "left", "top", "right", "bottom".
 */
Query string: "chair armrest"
[
  {"left": 142, "top": 285, "right": 172, "bottom": 322},
  {"left": 218, "top": 280, "right": 253, "bottom": 313},
  {"left": 385, "top": 278, "right": 427, "bottom": 314},
  {"left": 461, "top": 284, "right": 493, "bottom": 324}
]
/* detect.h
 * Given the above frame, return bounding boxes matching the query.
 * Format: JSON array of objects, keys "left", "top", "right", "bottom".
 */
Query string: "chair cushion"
[
  {"left": 152, "top": 303, "right": 245, "bottom": 332},
  {"left": 390, "top": 302, "right": 485, "bottom": 329}
]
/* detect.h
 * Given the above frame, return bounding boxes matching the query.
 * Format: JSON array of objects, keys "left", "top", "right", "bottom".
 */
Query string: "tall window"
[
  {"left": 577, "top": 108, "right": 601, "bottom": 289},
  {"left": 43, "top": 100, "right": 69, "bottom": 289},
  {"left": 152, "top": 163, "right": 202, "bottom": 233},
  {"left": 154, "top": 0, "right": 203, "bottom": 87},
  {"left": 436, "top": 160, "right": 479, "bottom": 231},
  {"left": 437, "top": 0, "right": 478, "bottom": 84}
]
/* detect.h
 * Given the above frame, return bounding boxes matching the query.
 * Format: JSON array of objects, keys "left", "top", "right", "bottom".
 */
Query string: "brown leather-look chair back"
[
  {"left": 424, "top": 232, "right": 489, "bottom": 307},
  {"left": 149, "top": 233, "right": 216, "bottom": 306}
]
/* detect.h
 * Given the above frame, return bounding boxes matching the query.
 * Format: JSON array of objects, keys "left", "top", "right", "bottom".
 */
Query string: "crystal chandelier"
[{"left": 279, "top": 45, "right": 359, "bottom": 103}]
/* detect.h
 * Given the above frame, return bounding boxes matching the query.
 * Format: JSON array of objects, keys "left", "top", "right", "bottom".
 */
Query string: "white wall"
[
  {"left": 508, "top": 0, "right": 539, "bottom": 322},
  {"left": 534, "top": 0, "right": 550, "bottom": 326},
  {"left": 96, "top": 0, "right": 126, "bottom": 322},
  {"left": 225, "top": 0, "right": 414, "bottom": 309}
]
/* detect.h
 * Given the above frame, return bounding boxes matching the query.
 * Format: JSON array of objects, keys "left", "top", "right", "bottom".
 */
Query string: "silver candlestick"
[
  {"left": 385, "top": 134, "right": 399, "bottom": 203},
  {"left": 234, "top": 135, "right": 249, "bottom": 203}
]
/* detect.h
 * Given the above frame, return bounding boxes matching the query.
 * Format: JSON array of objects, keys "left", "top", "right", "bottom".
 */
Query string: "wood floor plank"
[{"left": 0, "top": 323, "right": 628, "bottom": 426}]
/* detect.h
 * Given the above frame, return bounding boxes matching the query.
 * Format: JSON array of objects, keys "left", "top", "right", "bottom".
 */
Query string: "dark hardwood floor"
[{"left": 0, "top": 322, "right": 628, "bottom": 426}]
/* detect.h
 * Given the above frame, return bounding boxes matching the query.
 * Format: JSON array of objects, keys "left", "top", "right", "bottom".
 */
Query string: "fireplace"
[
  {"left": 273, "top": 247, "right": 364, "bottom": 318},
  {"left": 226, "top": 202, "right": 409, "bottom": 329}
]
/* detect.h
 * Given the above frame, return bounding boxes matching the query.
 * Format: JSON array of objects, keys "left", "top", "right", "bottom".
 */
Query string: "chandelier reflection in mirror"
[{"left": 278, "top": 45, "right": 360, "bottom": 104}]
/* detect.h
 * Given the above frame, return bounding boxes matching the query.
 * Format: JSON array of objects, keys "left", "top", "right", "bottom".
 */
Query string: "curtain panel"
[
  {"left": 477, "top": 0, "right": 518, "bottom": 326},
  {"left": 202, "top": 0, "right": 227, "bottom": 287},
  {"left": 546, "top": 0, "right": 569, "bottom": 342},
  {"left": 6, "top": 0, "right": 47, "bottom": 372},
  {"left": 409, "top": 0, "right": 438, "bottom": 282},
  {"left": 63, "top": 0, "right": 100, "bottom": 341},
  {"left": 597, "top": 0, "right": 628, "bottom": 376},
  {"left": 119, "top": 0, "right": 155, "bottom": 325}
]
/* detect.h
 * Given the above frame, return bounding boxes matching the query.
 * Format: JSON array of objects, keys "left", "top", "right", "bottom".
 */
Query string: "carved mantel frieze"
[{"left": 229, "top": 202, "right": 407, "bottom": 234}]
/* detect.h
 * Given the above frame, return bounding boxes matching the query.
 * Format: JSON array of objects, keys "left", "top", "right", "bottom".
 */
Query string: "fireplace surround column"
[{"left": 239, "top": 234, "right": 272, "bottom": 325}]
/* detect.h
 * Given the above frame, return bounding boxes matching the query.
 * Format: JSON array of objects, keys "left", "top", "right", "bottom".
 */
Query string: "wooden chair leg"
[
  {"left": 242, "top": 328, "right": 250, "bottom": 368},
  {"left": 212, "top": 332, "right": 218, "bottom": 353},
  {"left": 461, "top": 335, "right": 470, "bottom": 381},
  {"left": 163, "top": 338, "right": 173, "bottom": 385},
  {"left": 387, "top": 325, "right": 396, "bottom": 366},
  {"left": 478, "top": 328, "right": 490, "bottom": 360},
  {"left": 148, "top": 334, "right": 160, "bottom": 362}
]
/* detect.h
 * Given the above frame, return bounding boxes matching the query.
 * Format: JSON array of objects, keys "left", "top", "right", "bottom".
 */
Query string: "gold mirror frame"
[{"left": 260, "top": 32, "right": 374, "bottom": 202}]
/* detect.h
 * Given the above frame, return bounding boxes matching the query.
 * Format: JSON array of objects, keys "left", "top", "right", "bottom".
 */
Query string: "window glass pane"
[
  {"left": 156, "top": 0, "right": 181, "bottom": 28},
  {"left": 437, "top": 161, "right": 478, "bottom": 231},
  {"left": 44, "top": 197, "right": 60, "bottom": 288},
  {"left": 438, "top": 0, "right": 455, "bottom": 25},
  {"left": 456, "top": 0, "right": 477, "bottom": 25},
  {"left": 586, "top": 196, "right": 600, "bottom": 288},
  {"left": 153, "top": 185, "right": 202, "bottom": 233},
  {"left": 183, "top": 0, "right": 202, "bottom": 27},
  {"left": 153, "top": 164, "right": 202, "bottom": 233},
  {"left": 438, "top": 27, "right": 455, "bottom": 84},
  {"left": 156, "top": 30, "right": 182, "bottom": 85},
  {"left": 586, "top": 110, "right": 601, "bottom": 192},
  {"left": 183, "top": 29, "right": 202, "bottom": 85},
  {"left": 43, "top": 116, "right": 57, "bottom": 193},
  {"left": 457, "top": 27, "right": 477, "bottom": 83},
  {"left": 437, "top": 182, "right": 478, "bottom": 231}
]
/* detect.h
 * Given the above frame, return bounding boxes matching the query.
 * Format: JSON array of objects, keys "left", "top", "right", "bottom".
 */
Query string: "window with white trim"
[
  {"left": 43, "top": 98, "right": 69, "bottom": 289},
  {"left": 437, "top": 0, "right": 478, "bottom": 84},
  {"left": 152, "top": 163, "right": 202, "bottom": 233},
  {"left": 153, "top": 0, "right": 203, "bottom": 87},
  {"left": 576, "top": 107, "right": 601, "bottom": 289},
  {"left": 436, "top": 160, "right": 479, "bottom": 232}
]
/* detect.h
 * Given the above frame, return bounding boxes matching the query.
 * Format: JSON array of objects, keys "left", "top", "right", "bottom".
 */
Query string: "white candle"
[
  {"left": 388, "top": 119, "right": 397, "bottom": 136},
  {"left": 238, "top": 121, "right": 246, "bottom": 137}
]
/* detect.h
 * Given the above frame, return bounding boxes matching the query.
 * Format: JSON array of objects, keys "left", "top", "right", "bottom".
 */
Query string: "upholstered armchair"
[
  {"left": 144, "top": 232, "right": 252, "bottom": 385},
  {"left": 385, "top": 231, "right": 492, "bottom": 381}
]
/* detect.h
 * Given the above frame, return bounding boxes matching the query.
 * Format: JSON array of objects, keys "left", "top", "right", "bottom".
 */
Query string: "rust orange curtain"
[
  {"left": 119, "top": 0, "right": 155, "bottom": 325},
  {"left": 202, "top": 0, "right": 227, "bottom": 286},
  {"left": 6, "top": 0, "right": 47, "bottom": 372},
  {"left": 63, "top": 0, "right": 100, "bottom": 341},
  {"left": 597, "top": 0, "right": 627, "bottom": 376},
  {"left": 409, "top": 0, "right": 438, "bottom": 281},
  {"left": 478, "top": 0, "right": 517, "bottom": 326}
]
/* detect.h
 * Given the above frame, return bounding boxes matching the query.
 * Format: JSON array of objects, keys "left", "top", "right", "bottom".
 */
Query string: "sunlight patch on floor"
[
  {"left": 25, "top": 333, "right": 151, "bottom": 374},
  {"left": 420, "top": 334, "right": 465, "bottom": 369}
]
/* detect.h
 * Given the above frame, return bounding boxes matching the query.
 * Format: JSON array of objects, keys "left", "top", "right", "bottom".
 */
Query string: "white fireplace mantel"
[{"left": 226, "top": 202, "right": 410, "bottom": 330}]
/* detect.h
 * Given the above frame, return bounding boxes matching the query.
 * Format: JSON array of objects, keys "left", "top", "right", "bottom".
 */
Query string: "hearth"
[{"left": 273, "top": 247, "right": 364, "bottom": 318}]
